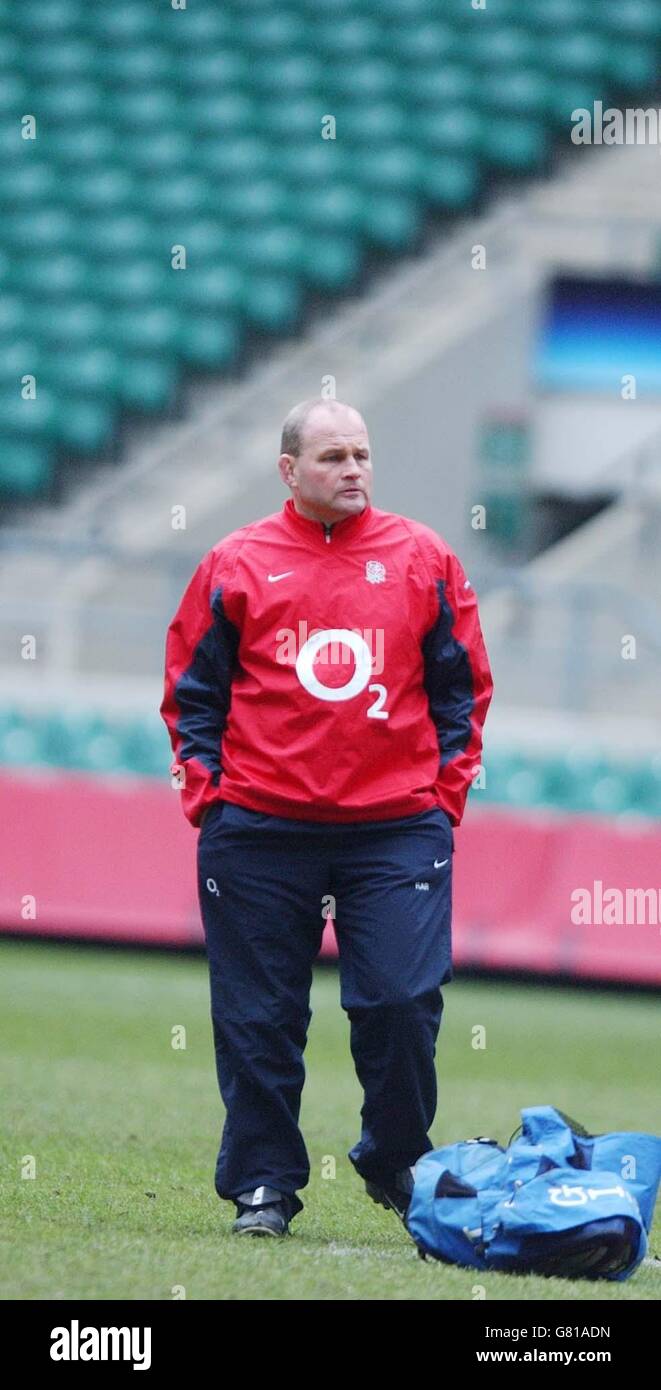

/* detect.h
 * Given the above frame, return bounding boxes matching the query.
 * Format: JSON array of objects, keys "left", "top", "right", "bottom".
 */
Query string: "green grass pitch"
[{"left": 1, "top": 939, "right": 659, "bottom": 1301}]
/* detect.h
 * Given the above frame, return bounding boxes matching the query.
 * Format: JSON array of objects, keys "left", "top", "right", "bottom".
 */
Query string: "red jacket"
[{"left": 160, "top": 498, "right": 493, "bottom": 827}]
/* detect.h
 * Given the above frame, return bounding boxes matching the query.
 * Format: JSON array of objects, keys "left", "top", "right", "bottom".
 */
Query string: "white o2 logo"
[{"left": 295, "top": 628, "right": 389, "bottom": 719}]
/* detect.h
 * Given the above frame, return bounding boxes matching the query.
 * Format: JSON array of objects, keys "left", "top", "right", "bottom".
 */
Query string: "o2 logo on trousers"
[{"left": 295, "top": 628, "right": 389, "bottom": 719}]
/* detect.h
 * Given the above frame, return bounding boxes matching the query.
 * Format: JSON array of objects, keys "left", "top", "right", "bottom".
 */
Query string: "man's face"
[{"left": 278, "top": 408, "right": 373, "bottom": 524}]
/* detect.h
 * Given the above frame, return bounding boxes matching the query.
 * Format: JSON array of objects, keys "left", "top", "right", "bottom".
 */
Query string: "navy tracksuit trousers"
[{"left": 196, "top": 799, "right": 454, "bottom": 1220}]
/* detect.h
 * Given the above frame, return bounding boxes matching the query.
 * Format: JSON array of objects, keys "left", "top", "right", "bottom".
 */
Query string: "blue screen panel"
[{"left": 535, "top": 276, "right": 661, "bottom": 395}]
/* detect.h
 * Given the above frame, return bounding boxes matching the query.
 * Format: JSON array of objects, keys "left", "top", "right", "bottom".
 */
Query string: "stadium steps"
[{"left": 479, "top": 481, "right": 661, "bottom": 719}]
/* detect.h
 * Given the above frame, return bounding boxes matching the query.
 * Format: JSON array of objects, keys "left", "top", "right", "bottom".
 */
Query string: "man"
[{"left": 160, "top": 398, "right": 493, "bottom": 1238}]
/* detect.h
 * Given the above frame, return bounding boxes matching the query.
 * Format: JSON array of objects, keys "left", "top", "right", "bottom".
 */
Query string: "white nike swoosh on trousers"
[
  {"left": 434, "top": 858, "right": 449, "bottom": 868},
  {"left": 267, "top": 571, "right": 295, "bottom": 582}
]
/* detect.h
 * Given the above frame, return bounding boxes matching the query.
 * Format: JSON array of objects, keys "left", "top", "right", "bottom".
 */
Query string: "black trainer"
[
  {"left": 231, "top": 1185, "right": 292, "bottom": 1237},
  {"left": 365, "top": 1165, "right": 417, "bottom": 1224}
]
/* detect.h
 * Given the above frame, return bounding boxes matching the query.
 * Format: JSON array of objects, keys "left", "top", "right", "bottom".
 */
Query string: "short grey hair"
[{"left": 280, "top": 398, "right": 361, "bottom": 457}]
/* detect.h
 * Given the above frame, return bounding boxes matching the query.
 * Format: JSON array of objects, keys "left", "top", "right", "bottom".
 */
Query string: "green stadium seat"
[
  {"left": 477, "top": 71, "right": 553, "bottom": 121},
  {"left": 12, "top": 1, "right": 85, "bottom": 37},
  {"left": 139, "top": 174, "right": 214, "bottom": 219},
  {"left": 36, "top": 81, "right": 103, "bottom": 124},
  {"left": 169, "top": 264, "right": 244, "bottom": 314},
  {"left": 55, "top": 397, "right": 116, "bottom": 453},
  {"left": 194, "top": 139, "right": 272, "bottom": 189},
  {"left": 0, "top": 126, "right": 26, "bottom": 168},
  {"left": 478, "top": 747, "right": 513, "bottom": 803},
  {"left": 297, "top": 0, "right": 371, "bottom": 12},
  {"left": 628, "top": 762, "right": 661, "bottom": 818},
  {"left": 92, "top": 45, "right": 175, "bottom": 86},
  {"left": 464, "top": 27, "right": 538, "bottom": 70},
  {"left": 71, "top": 214, "right": 154, "bottom": 260},
  {"left": 0, "top": 716, "right": 43, "bottom": 765},
  {"left": 0, "top": 161, "right": 58, "bottom": 205},
  {"left": 186, "top": 92, "right": 258, "bottom": 136},
  {"left": 523, "top": 0, "right": 593, "bottom": 27},
  {"left": 421, "top": 154, "right": 480, "bottom": 209},
  {"left": 503, "top": 766, "right": 549, "bottom": 808},
  {"left": 117, "top": 358, "right": 179, "bottom": 411},
  {"left": 178, "top": 318, "right": 242, "bottom": 371},
  {"left": 0, "top": 441, "right": 53, "bottom": 495},
  {"left": 41, "top": 125, "right": 119, "bottom": 168},
  {"left": 376, "top": 0, "right": 443, "bottom": 18},
  {"left": 108, "top": 306, "right": 180, "bottom": 356},
  {"left": 415, "top": 109, "right": 484, "bottom": 158},
  {"left": 2, "top": 208, "right": 76, "bottom": 252},
  {"left": 40, "top": 713, "right": 84, "bottom": 768},
  {"left": 480, "top": 492, "right": 525, "bottom": 544},
  {"left": 602, "top": 1, "right": 661, "bottom": 42},
  {"left": 299, "top": 235, "right": 362, "bottom": 291},
  {"left": 27, "top": 301, "right": 105, "bottom": 345},
  {"left": 391, "top": 23, "right": 457, "bottom": 65},
  {"left": 85, "top": 4, "right": 160, "bottom": 44},
  {"left": 121, "top": 131, "right": 195, "bottom": 178},
  {"left": 241, "top": 275, "right": 302, "bottom": 332},
  {"left": 297, "top": 185, "right": 364, "bottom": 235},
  {"left": 158, "top": 8, "right": 233, "bottom": 47},
  {"left": 92, "top": 260, "right": 170, "bottom": 306},
  {"left": 546, "top": 80, "right": 611, "bottom": 128},
  {"left": 235, "top": 11, "right": 307, "bottom": 51},
  {"left": 0, "top": 337, "right": 42, "bottom": 385},
  {"left": 0, "top": 75, "right": 26, "bottom": 116},
  {"left": 607, "top": 43, "right": 658, "bottom": 90},
  {"left": 248, "top": 53, "right": 323, "bottom": 95},
  {"left": 481, "top": 117, "right": 549, "bottom": 172},
  {"left": 175, "top": 49, "right": 249, "bottom": 90},
  {"left": 360, "top": 193, "right": 421, "bottom": 249},
  {"left": 234, "top": 224, "right": 305, "bottom": 276},
  {"left": 270, "top": 142, "right": 350, "bottom": 188},
  {"left": 10, "top": 254, "right": 90, "bottom": 298},
  {"left": 333, "top": 103, "right": 408, "bottom": 146},
  {"left": 21, "top": 37, "right": 94, "bottom": 78},
  {"left": 63, "top": 168, "right": 136, "bottom": 213},
  {"left": 586, "top": 773, "right": 631, "bottom": 817},
  {"left": 220, "top": 180, "right": 289, "bottom": 224},
  {"left": 0, "top": 386, "right": 59, "bottom": 440},
  {"left": 82, "top": 728, "right": 128, "bottom": 774},
  {"left": 112, "top": 88, "right": 183, "bottom": 130},
  {"left": 258, "top": 98, "right": 330, "bottom": 140},
  {"left": 0, "top": 297, "right": 28, "bottom": 337},
  {"left": 542, "top": 33, "right": 612, "bottom": 80},
  {"left": 440, "top": 0, "right": 520, "bottom": 19},
  {"left": 151, "top": 219, "right": 236, "bottom": 266},
  {"left": 123, "top": 719, "right": 176, "bottom": 777},
  {"left": 312, "top": 17, "right": 385, "bottom": 59},
  {"left": 348, "top": 146, "right": 423, "bottom": 196},
  {"left": 323, "top": 59, "right": 398, "bottom": 101},
  {"left": 41, "top": 347, "right": 120, "bottom": 399},
  {"left": 404, "top": 65, "right": 478, "bottom": 108},
  {"left": 557, "top": 750, "right": 612, "bottom": 813},
  {"left": 0, "top": 34, "right": 21, "bottom": 69}
]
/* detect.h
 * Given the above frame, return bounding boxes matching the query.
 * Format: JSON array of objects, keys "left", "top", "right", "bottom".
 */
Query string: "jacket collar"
[{"left": 282, "top": 496, "right": 373, "bottom": 546}]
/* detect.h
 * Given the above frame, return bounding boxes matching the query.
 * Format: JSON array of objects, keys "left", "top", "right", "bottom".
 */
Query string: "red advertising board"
[{"left": 1, "top": 769, "right": 659, "bottom": 984}]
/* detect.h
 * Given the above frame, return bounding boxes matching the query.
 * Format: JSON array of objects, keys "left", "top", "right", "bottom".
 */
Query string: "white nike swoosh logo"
[
  {"left": 267, "top": 571, "right": 295, "bottom": 583},
  {"left": 434, "top": 858, "right": 449, "bottom": 868}
]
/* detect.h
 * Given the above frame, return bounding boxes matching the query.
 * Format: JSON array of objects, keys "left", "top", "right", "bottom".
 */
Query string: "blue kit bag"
[{"left": 406, "top": 1105, "right": 661, "bottom": 1280}]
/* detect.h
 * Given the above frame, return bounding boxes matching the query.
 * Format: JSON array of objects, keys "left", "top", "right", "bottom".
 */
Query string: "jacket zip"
[{"left": 323, "top": 523, "right": 332, "bottom": 544}]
